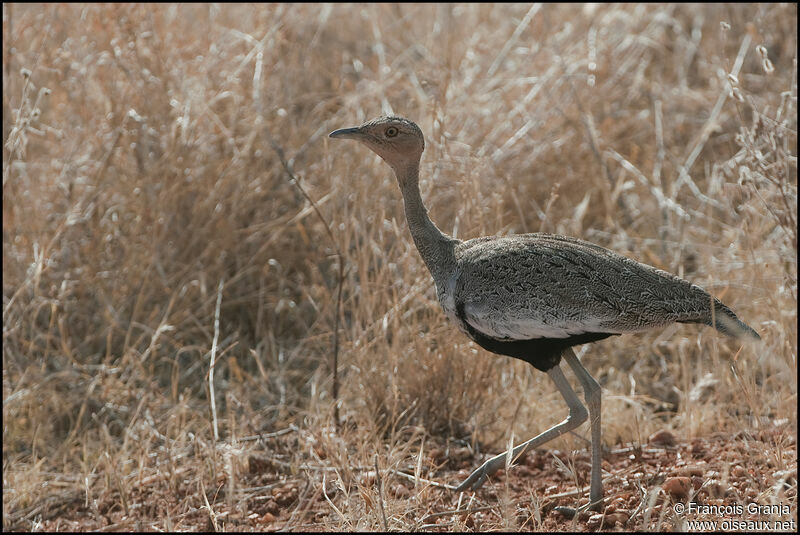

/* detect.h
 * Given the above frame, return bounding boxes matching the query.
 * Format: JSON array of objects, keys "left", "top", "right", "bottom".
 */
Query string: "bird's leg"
[
  {"left": 454, "top": 365, "right": 588, "bottom": 492},
  {"left": 560, "top": 349, "right": 604, "bottom": 514}
]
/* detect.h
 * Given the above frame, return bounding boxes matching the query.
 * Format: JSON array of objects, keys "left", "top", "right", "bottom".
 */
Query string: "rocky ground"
[{"left": 16, "top": 426, "right": 796, "bottom": 531}]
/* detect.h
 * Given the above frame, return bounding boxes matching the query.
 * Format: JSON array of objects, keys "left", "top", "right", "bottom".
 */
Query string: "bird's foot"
[
  {"left": 453, "top": 455, "right": 506, "bottom": 492},
  {"left": 453, "top": 466, "right": 488, "bottom": 492},
  {"left": 553, "top": 497, "right": 604, "bottom": 519}
]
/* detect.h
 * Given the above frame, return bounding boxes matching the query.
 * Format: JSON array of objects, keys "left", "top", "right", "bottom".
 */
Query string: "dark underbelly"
[
  {"left": 467, "top": 329, "right": 617, "bottom": 372},
  {"left": 455, "top": 302, "right": 617, "bottom": 372}
]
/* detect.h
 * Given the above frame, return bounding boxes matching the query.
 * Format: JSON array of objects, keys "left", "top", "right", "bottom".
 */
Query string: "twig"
[
  {"left": 199, "top": 478, "right": 219, "bottom": 532},
  {"left": 5, "top": 490, "right": 83, "bottom": 530},
  {"left": 375, "top": 456, "right": 388, "bottom": 531},
  {"left": 259, "top": 455, "right": 456, "bottom": 491},
  {"left": 321, "top": 473, "right": 347, "bottom": 526},
  {"left": 487, "top": 4, "right": 542, "bottom": 77},
  {"left": 549, "top": 42, "right": 634, "bottom": 225},
  {"left": 390, "top": 469, "right": 457, "bottom": 490},
  {"left": 235, "top": 426, "right": 297, "bottom": 442},
  {"left": 263, "top": 128, "right": 345, "bottom": 430},
  {"left": 422, "top": 504, "right": 498, "bottom": 521},
  {"left": 606, "top": 148, "right": 689, "bottom": 220},
  {"left": 209, "top": 279, "right": 223, "bottom": 442},
  {"left": 90, "top": 520, "right": 137, "bottom": 532},
  {"left": 674, "top": 33, "right": 751, "bottom": 207}
]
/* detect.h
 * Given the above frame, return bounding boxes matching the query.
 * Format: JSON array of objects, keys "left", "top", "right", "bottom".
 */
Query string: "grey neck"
[{"left": 396, "top": 162, "right": 456, "bottom": 283}]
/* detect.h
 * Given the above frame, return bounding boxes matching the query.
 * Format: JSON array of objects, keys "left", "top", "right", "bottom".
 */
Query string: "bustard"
[{"left": 329, "top": 116, "right": 760, "bottom": 512}]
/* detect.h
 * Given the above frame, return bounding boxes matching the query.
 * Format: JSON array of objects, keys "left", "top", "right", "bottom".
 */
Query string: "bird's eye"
[{"left": 385, "top": 127, "right": 398, "bottom": 138}]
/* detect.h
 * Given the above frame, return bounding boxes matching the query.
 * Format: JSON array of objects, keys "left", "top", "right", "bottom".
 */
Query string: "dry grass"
[{"left": 3, "top": 3, "right": 796, "bottom": 531}]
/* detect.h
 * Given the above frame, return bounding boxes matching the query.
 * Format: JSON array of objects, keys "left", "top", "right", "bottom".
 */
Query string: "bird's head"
[{"left": 329, "top": 116, "right": 425, "bottom": 178}]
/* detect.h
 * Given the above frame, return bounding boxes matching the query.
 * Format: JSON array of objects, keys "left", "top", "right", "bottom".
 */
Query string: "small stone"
[
  {"left": 264, "top": 499, "right": 280, "bottom": 515},
  {"left": 604, "top": 514, "right": 620, "bottom": 527},
  {"left": 663, "top": 476, "right": 692, "bottom": 498},
  {"left": 587, "top": 513, "right": 604, "bottom": 529},
  {"left": 678, "top": 465, "right": 704, "bottom": 477},
  {"left": 607, "top": 497, "right": 628, "bottom": 513},
  {"left": 612, "top": 511, "right": 629, "bottom": 525},
  {"left": 649, "top": 430, "right": 676, "bottom": 447}
]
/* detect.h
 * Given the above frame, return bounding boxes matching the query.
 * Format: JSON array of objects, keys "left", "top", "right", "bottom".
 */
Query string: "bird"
[{"left": 328, "top": 115, "right": 760, "bottom": 512}]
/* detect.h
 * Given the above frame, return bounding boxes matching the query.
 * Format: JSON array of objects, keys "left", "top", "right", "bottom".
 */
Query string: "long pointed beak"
[{"left": 328, "top": 126, "right": 362, "bottom": 140}]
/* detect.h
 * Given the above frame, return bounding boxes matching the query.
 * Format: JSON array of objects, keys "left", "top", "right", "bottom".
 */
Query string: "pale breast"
[{"left": 436, "top": 267, "right": 466, "bottom": 332}]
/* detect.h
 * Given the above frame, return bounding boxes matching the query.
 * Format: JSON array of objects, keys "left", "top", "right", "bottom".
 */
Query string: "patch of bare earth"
[{"left": 16, "top": 427, "right": 795, "bottom": 531}]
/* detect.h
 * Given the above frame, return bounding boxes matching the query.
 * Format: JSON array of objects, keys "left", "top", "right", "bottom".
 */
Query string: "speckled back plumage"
[{"left": 452, "top": 233, "right": 754, "bottom": 335}]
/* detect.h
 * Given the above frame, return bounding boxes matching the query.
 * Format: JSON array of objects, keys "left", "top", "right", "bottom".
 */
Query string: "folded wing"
[{"left": 453, "top": 234, "right": 719, "bottom": 342}]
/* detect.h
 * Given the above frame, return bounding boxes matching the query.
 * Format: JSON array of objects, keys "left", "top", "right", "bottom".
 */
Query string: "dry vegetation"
[{"left": 3, "top": 3, "right": 797, "bottom": 531}]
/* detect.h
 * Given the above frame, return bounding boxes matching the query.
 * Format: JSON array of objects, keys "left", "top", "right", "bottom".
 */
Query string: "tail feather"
[{"left": 710, "top": 300, "right": 761, "bottom": 341}]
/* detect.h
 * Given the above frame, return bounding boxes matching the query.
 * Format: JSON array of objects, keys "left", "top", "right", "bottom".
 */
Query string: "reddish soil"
[{"left": 18, "top": 427, "right": 797, "bottom": 531}]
